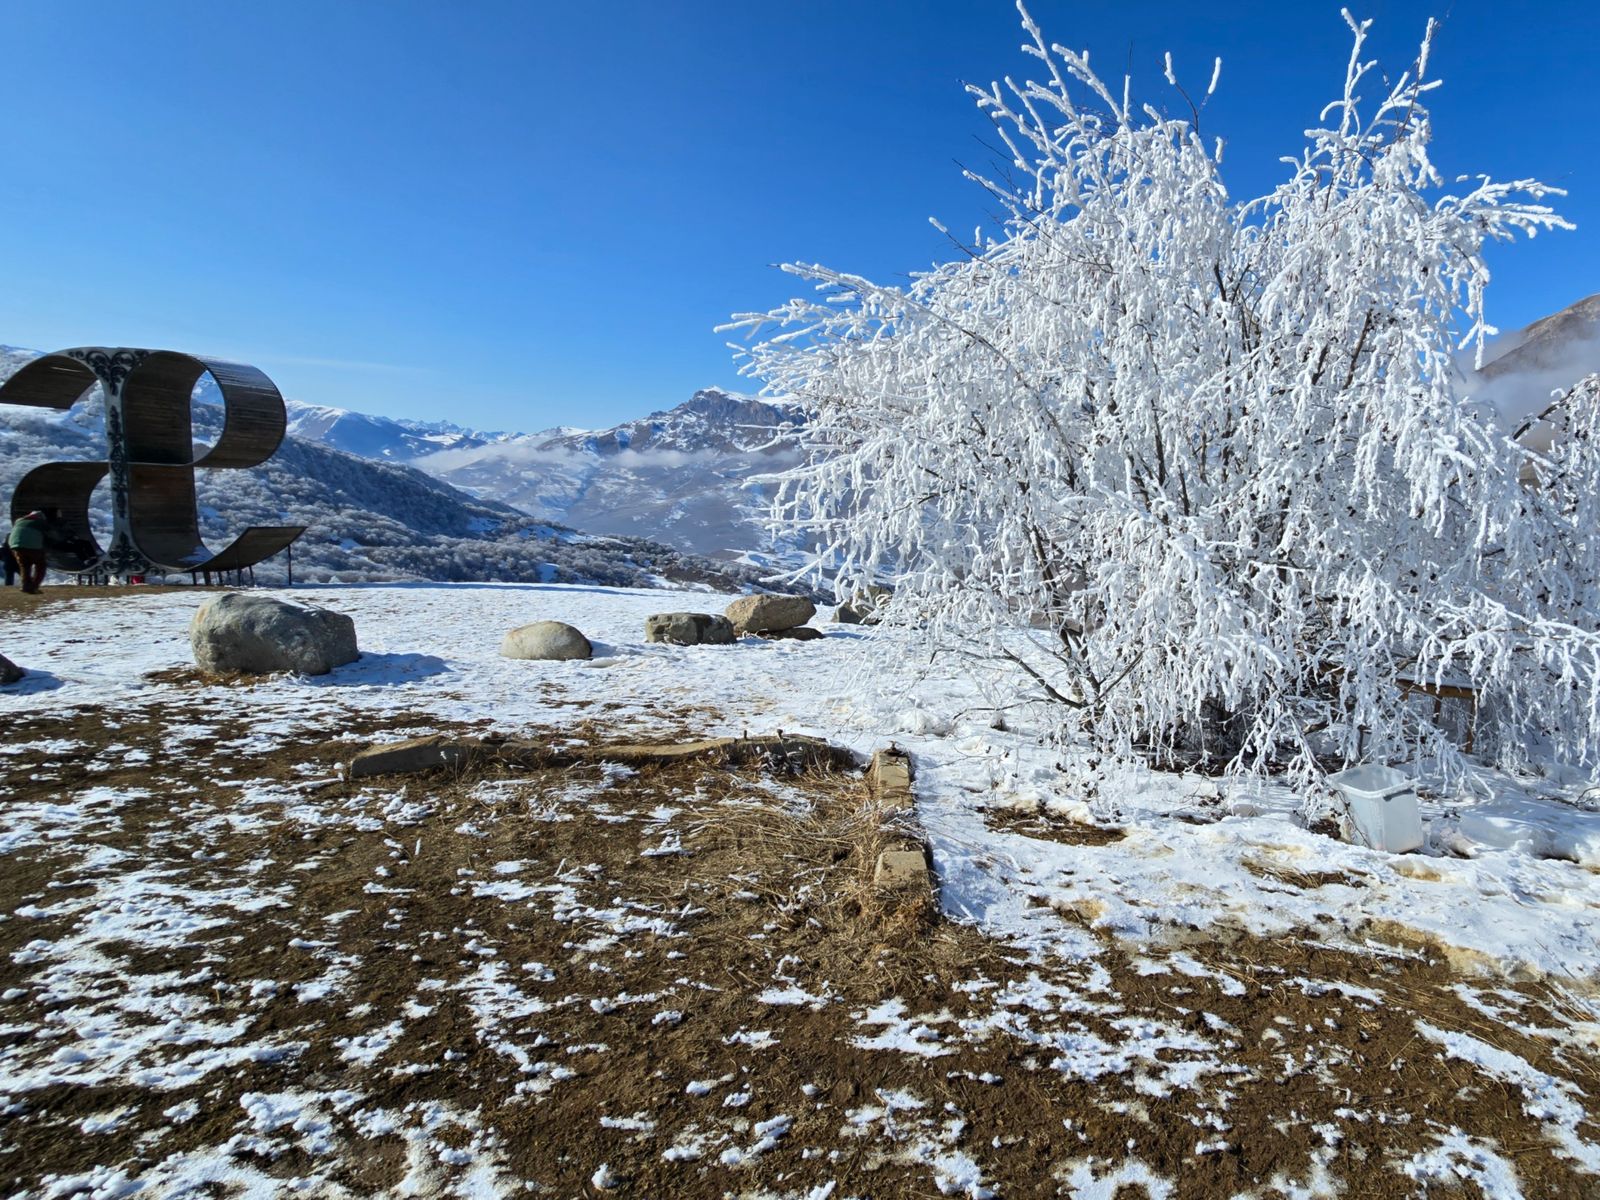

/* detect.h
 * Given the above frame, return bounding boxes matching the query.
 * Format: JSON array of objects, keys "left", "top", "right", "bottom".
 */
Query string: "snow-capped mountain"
[
  {"left": 415, "top": 389, "right": 806, "bottom": 561},
  {"left": 0, "top": 348, "right": 767, "bottom": 591},
  {"left": 279, "top": 387, "right": 807, "bottom": 561},
  {"left": 1480, "top": 292, "right": 1600, "bottom": 383},
  {"left": 282, "top": 401, "right": 514, "bottom": 462},
  {"left": 281, "top": 294, "right": 1600, "bottom": 562}
]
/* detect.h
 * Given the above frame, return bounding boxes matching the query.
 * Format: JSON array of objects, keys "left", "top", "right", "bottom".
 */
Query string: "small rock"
[
  {"left": 190, "top": 593, "right": 358, "bottom": 676},
  {"left": 0, "top": 653, "right": 23, "bottom": 685},
  {"left": 725, "top": 593, "right": 816, "bottom": 635},
  {"left": 500, "top": 620, "right": 591, "bottom": 661},
  {"left": 753, "top": 627, "right": 823, "bottom": 641},
  {"left": 644, "top": 612, "right": 735, "bottom": 646},
  {"left": 834, "top": 585, "right": 893, "bottom": 625}
]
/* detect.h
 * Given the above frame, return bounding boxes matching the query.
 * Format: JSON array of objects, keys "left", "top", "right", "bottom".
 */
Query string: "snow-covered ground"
[
  {"left": 7, "top": 582, "right": 1599, "bottom": 982},
  {"left": 4, "top": 582, "right": 1599, "bottom": 1198}
]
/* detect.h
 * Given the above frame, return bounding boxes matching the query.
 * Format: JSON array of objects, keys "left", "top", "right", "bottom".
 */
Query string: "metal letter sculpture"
[{"left": 1, "top": 348, "right": 305, "bottom": 577}]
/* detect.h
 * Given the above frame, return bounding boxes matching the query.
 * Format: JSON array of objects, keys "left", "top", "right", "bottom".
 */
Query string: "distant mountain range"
[
  {"left": 282, "top": 388, "right": 806, "bottom": 562},
  {"left": 281, "top": 402, "right": 515, "bottom": 461},
  {"left": 285, "top": 297, "right": 1599, "bottom": 565},
  {"left": 4, "top": 292, "right": 1594, "bottom": 587},
  {"left": 1479, "top": 292, "right": 1600, "bottom": 383},
  {"left": 0, "top": 348, "right": 770, "bottom": 591}
]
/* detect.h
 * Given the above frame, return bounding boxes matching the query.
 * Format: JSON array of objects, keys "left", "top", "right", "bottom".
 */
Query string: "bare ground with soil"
[
  {"left": 3, "top": 694, "right": 1599, "bottom": 1198},
  {"left": 0, "top": 582, "right": 222, "bottom": 623}
]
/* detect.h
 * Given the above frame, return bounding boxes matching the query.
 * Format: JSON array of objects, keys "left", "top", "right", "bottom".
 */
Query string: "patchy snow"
[
  {"left": 1416, "top": 1022, "right": 1600, "bottom": 1171},
  {"left": 4, "top": 581, "right": 1599, "bottom": 984},
  {"left": 1403, "top": 1131, "right": 1526, "bottom": 1198},
  {"left": 4, "top": 581, "right": 1600, "bottom": 1197}
]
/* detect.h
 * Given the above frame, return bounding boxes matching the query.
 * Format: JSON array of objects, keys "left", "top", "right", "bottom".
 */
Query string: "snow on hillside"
[
  {"left": 0, "top": 351, "right": 767, "bottom": 592},
  {"left": 282, "top": 399, "right": 515, "bottom": 461},
  {"left": 286, "top": 387, "right": 808, "bottom": 561}
]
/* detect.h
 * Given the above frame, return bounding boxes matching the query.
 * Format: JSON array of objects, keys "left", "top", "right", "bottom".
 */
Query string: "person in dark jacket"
[
  {"left": 1, "top": 540, "right": 15, "bottom": 587},
  {"left": 6, "top": 511, "right": 49, "bottom": 594}
]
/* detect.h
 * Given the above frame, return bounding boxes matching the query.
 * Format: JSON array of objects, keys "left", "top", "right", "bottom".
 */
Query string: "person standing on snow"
[{"left": 6, "top": 510, "right": 50, "bottom": 594}]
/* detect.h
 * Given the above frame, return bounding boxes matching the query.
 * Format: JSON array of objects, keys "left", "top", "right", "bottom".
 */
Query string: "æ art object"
[{"left": 0, "top": 348, "right": 305, "bottom": 576}]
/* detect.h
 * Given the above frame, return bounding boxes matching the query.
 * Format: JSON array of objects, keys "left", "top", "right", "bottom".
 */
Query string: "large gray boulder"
[
  {"left": 191, "top": 593, "right": 359, "bottom": 676},
  {"left": 644, "top": 612, "right": 735, "bottom": 646},
  {"left": 725, "top": 593, "right": 816, "bottom": 635},
  {"left": 0, "top": 653, "right": 22, "bottom": 685},
  {"left": 500, "top": 620, "right": 592, "bottom": 661}
]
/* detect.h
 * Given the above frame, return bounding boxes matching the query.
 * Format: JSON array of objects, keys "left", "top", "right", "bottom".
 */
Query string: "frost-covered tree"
[{"left": 729, "top": 5, "right": 1600, "bottom": 778}]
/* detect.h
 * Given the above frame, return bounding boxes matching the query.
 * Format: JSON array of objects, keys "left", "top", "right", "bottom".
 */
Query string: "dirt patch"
[
  {"left": 3, "top": 707, "right": 1599, "bottom": 1197},
  {"left": 0, "top": 582, "right": 222, "bottom": 622},
  {"left": 141, "top": 664, "right": 231, "bottom": 686},
  {"left": 1240, "top": 856, "right": 1371, "bottom": 892},
  {"left": 983, "top": 805, "right": 1126, "bottom": 846}
]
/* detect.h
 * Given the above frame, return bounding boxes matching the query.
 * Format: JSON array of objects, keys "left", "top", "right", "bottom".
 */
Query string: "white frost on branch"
[{"left": 724, "top": 5, "right": 1595, "bottom": 780}]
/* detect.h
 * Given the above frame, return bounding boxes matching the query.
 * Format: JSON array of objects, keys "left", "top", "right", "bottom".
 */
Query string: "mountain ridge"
[
  {"left": 282, "top": 385, "right": 807, "bottom": 561},
  {"left": 0, "top": 348, "right": 770, "bottom": 591}
]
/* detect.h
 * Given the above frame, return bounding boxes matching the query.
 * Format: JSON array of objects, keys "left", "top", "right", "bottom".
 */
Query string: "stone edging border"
[
  {"left": 866, "top": 747, "right": 933, "bottom": 893},
  {"left": 345, "top": 733, "right": 935, "bottom": 898}
]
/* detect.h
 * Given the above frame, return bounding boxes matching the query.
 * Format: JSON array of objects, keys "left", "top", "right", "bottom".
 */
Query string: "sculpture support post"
[{"left": 92, "top": 349, "right": 154, "bottom": 577}]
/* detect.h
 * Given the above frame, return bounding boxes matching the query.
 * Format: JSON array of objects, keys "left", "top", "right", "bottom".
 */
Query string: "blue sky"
[{"left": 1, "top": 1, "right": 1594, "bottom": 431}]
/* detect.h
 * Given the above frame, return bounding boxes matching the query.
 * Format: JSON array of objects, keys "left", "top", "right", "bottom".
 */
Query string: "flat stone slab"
[
  {"left": 868, "top": 749, "right": 915, "bottom": 809},
  {"left": 349, "top": 735, "right": 478, "bottom": 780},
  {"left": 874, "top": 846, "right": 931, "bottom": 890},
  {"left": 596, "top": 737, "right": 738, "bottom": 763}
]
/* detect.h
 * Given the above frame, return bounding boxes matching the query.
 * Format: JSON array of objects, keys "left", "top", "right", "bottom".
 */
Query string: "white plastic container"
[{"left": 1327, "top": 765, "right": 1425, "bottom": 853}]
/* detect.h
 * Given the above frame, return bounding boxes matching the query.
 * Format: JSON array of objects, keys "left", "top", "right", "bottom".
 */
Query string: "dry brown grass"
[{"left": 7, "top": 703, "right": 1600, "bottom": 1198}]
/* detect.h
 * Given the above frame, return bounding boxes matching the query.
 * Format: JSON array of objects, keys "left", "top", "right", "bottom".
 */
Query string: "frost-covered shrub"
[{"left": 731, "top": 8, "right": 1600, "bottom": 778}]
